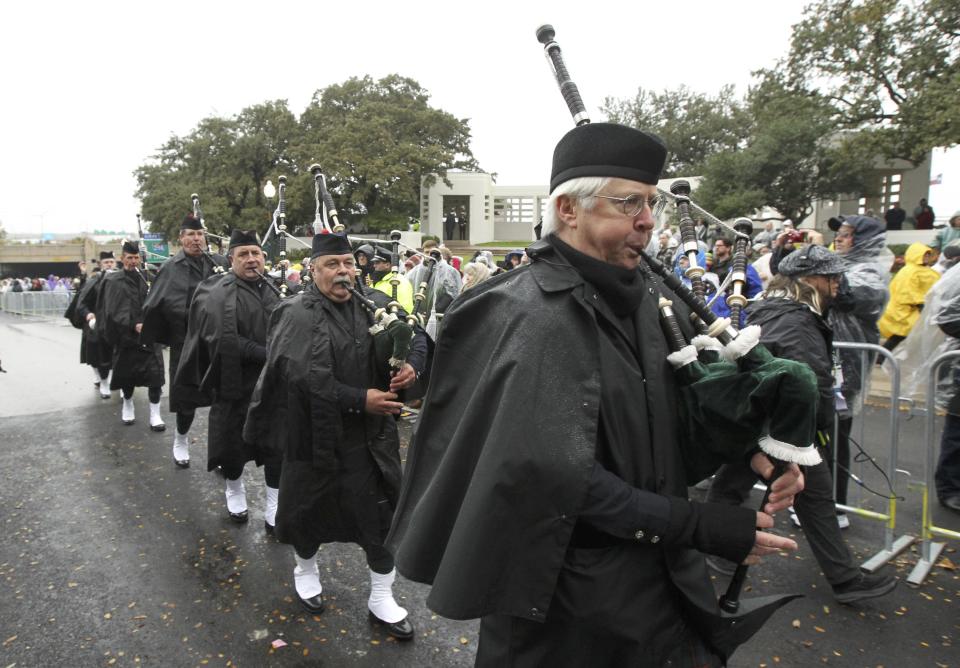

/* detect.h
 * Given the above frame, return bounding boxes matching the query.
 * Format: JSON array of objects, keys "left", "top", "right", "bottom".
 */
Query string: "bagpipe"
[
  {"left": 537, "top": 23, "right": 821, "bottom": 645},
  {"left": 309, "top": 164, "right": 345, "bottom": 234},
  {"left": 132, "top": 214, "right": 152, "bottom": 292},
  {"left": 190, "top": 193, "right": 227, "bottom": 275},
  {"left": 304, "top": 168, "right": 416, "bottom": 376}
]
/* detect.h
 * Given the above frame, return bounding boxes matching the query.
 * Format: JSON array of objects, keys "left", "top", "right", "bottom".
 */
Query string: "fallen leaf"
[
  {"left": 271, "top": 639, "right": 287, "bottom": 649},
  {"left": 792, "top": 619, "right": 801, "bottom": 628}
]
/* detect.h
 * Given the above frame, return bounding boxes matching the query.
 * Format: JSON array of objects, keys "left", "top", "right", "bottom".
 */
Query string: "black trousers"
[
  {"left": 122, "top": 386, "right": 161, "bottom": 403},
  {"left": 827, "top": 416, "right": 852, "bottom": 506},
  {"left": 293, "top": 543, "right": 393, "bottom": 574},
  {"left": 222, "top": 459, "right": 282, "bottom": 489},
  {"left": 707, "top": 459, "right": 859, "bottom": 586}
]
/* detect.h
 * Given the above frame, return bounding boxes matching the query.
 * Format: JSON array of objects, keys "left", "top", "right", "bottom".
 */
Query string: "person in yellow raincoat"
[{"left": 879, "top": 242, "right": 940, "bottom": 351}]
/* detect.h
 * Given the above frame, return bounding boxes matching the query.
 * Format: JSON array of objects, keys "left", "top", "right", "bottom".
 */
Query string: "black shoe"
[
  {"left": 174, "top": 458, "right": 190, "bottom": 469},
  {"left": 940, "top": 496, "right": 960, "bottom": 513},
  {"left": 368, "top": 611, "right": 414, "bottom": 640},
  {"left": 832, "top": 572, "right": 897, "bottom": 604},
  {"left": 299, "top": 593, "right": 325, "bottom": 615},
  {"left": 264, "top": 521, "right": 275, "bottom": 536},
  {"left": 228, "top": 510, "right": 249, "bottom": 524}
]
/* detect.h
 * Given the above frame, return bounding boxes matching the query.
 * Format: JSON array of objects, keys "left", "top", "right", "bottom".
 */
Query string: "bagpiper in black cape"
[
  {"left": 140, "top": 223, "right": 228, "bottom": 411},
  {"left": 76, "top": 253, "right": 118, "bottom": 396},
  {"left": 244, "top": 281, "right": 428, "bottom": 554},
  {"left": 140, "top": 214, "right": 227, "bottom": 465},
  {"left": 98, "top": 252, "right": 165, "bottom": 428},
  {"left": 175, "top": 230, "right": 282, "bottom": 523},
  {"left": 384, "top": 121, "right": 801, "bottom": 666},
  {"left": 244, "top": 232, "right": 428, "bottom": 637}
]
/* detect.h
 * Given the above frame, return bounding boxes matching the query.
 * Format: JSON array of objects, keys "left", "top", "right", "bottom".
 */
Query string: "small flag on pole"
[{"left": 930, "top": 173, "right": 943, "bottom": 185}]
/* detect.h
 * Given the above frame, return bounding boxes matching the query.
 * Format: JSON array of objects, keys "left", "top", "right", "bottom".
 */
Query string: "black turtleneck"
[{"left": 548, "top": 234, "right": 647, "bottom": 317}]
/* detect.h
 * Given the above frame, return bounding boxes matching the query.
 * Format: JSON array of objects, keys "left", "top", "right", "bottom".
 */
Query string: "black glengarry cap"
[
  {"left": 228, "top": 229, "right": 260, "bottom": 250},
  {"left": 550, "top": 122, "right": 667, "bottom": 193},
  {"left": 310, "top": 233, "right": 352, "bottom": 259},
  {"left": 181, "top": 214, "right": 204, "bottom": 231}
]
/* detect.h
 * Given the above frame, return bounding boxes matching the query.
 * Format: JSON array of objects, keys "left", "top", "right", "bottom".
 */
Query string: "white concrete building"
[{"left": 420, "top": 172, "right": 548, "bottom": 245}]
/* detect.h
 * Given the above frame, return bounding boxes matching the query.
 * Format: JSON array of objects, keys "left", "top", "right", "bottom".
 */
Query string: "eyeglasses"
[{"left": 594, "top": 193, "right": 663, "bottom": 218}]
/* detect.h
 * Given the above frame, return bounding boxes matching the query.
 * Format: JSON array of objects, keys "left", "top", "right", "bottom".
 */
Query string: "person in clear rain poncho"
[
  {"left": 895, "top": 244, "right": 960, "bottom": 512},
  {"left": 827, "top": 215, "right": 890, "bottom": 525}
]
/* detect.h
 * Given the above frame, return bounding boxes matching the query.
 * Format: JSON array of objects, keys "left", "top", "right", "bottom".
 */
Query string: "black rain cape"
[
  {"left": 387, "top": 239, "right": 762, "bottom": 654},
  {"left": 141, "top": 250, "right": 228, "bottom": 347},
  {"left": 175, "top": 270, "right": 279, "bottom": 472},
  {"left": 243, "top": 284, "right": 427, "bottom": 552},
  {"left": 98, "top": 269, "right": 164, "bottom": 389},
  {"left": 174, "top": 271, "right": 244, "bottom": 409}
]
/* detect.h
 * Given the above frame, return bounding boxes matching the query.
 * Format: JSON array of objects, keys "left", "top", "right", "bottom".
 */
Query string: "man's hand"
[
  {"left": 743, "top": 512, "right": 798, "bottom": 565},
  {"left": 85, "top": 313, "right": 95, "bottom": 322},
  {"left": 365, "top": 389, "right": 403, "bottom": 416},
  {"left": 135, "top": 323, "right": 143, "bottom": 334},
  {"left": 750, "top": 453, "right": 804, "bottom": 514},
  {"left": 389, "top": 363, "right": 416, "bottom": 392}
]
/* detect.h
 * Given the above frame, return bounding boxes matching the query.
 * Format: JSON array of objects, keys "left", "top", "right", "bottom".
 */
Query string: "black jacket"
[
  {"left": 244, "top": 283, "right": 427, "bottom": 554},
  {"left": 747, "top": 298, "right": 835, "bottom": 432},
  {"left": 98, "top": 269, "right": 164, "bottom": 389},
  {"left": 141, "top": 250, "right": 228, "bottom": 348},
  {"left": 387, "top": 239, "right": 757, "bottom": 654}
]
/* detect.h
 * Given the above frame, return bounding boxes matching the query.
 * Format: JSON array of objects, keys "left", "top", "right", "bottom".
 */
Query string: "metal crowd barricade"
[
  {"left": 907, "top": 350, "right": 960, "bottom": 585},
  {"left": 832, "top": 342, "right": 914, "bottom": 572},
  {"left": 0, "top": 290, "right": 74, "bottom": 318}
]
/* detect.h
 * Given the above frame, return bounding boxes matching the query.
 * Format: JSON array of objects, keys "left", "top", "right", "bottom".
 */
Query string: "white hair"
[
  {"left": 542, "top": 177, "right": 610, "bottom": 237},
  {"left": 462, "top": 261, "right": 491, "bottom": 292}
]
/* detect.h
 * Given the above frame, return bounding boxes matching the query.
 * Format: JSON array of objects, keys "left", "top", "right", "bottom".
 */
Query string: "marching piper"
[
  {"left": 245, "top": 232, "right": 427, "bottom": 640},
  {"left": 141, "top": 214, "right": 228, "bottom": 468},
  {"left": 387, "top": 123, "right": 804, "bottom": 666},
  {"left": 98, "top": 241, "right": 165, "bottom": 430},
  {"left": 76, "top": 251, "right": 118, "bottom": 399},
  {"left": 174, "top": 230, "right": 282, "bottom": 526}
]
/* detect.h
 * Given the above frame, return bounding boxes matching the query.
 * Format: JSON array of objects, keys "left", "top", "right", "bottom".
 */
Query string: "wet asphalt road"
[{"left": 1, "top": 311, "right": 959, "bottom": 667}]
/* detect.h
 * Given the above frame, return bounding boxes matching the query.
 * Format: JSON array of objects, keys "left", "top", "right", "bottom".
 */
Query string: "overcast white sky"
[{"left": 1, "top": 0, "right": 955, "bottom": 235}]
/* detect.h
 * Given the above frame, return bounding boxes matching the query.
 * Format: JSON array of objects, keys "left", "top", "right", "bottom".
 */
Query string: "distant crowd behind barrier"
[{"left": 0, "top": 276, "right": 76, "bottom": 317}]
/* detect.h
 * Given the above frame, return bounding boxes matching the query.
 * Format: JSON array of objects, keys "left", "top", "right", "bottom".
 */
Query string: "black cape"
[
  {"left": 65, "top": 276, "right": 90, "bottom": 365},
  {"left": 141, "top": 250, "right": 228, "bottom": 347},
  {"left": 386, "top": 239, "right": 761, "bottom": 657},
  {"left": 98, "top": 269, "right": 164, "bottom": 390},
  {"left": 175, "top": 271, "right": 280, "bottom": 472},
  {"left": 75, "top": 272, "right": 114, "bottom": 368},
  {"left": 244, "top": 283, "right": 427, "bottom": 556}
]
